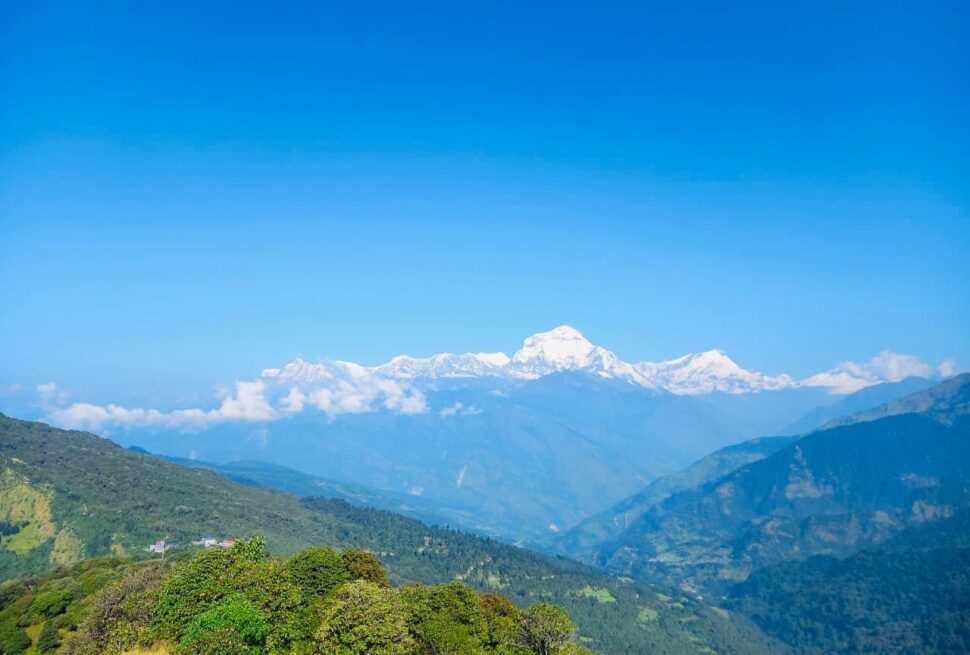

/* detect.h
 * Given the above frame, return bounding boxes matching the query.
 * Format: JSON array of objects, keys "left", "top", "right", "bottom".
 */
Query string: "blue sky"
[{"left": 1, "top": 1, "right": 968, "bottom": 400}]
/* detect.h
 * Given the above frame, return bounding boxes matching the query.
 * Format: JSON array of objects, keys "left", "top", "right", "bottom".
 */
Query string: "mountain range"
[
  {"left": 261, "top": 325, "right": 936, "bottom": 395},
  {"left": 21, "top": 326, "right": 953, "bottom": 546}
]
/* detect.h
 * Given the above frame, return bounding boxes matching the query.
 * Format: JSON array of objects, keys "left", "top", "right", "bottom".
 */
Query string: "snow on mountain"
[
  {"left": 260, "top": 327, "right": 939, "bottom": 399},
  {"left": 800, "top": 350, "right": 945, "bottom": 395},
  {"left": 634, "top": 350, "right": 796, "bottom": 395},
  {"left": 507, "top": 326, "right": 652, "bottom": 385},
  {"left": 375, "top": 352, "right": 511, "bottom": 379},
  {"left": 261, "top": 358, "right": 370, "bottom": 384}
]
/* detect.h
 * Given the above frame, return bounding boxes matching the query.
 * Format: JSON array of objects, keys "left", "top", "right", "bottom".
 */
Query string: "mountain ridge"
[{"left": 261, "top": 325, "right": 947, "bottom": 397}]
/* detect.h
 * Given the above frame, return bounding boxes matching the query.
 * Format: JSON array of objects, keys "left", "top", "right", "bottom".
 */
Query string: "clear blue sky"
[{"left": 1, "top": 1, "right": 968, "bottom": 397}]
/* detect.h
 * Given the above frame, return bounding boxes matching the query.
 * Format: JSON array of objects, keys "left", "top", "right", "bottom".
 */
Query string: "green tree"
[
  {"left": 519, "top": 603, "right": 577, "bottom": 655},
  {"left": 0, "top": 623, "right": 30, "bottom": 655},
  {"left": 315, "top": 580, "right": 414, "bottom": 655},
  {"left": 341, "top": 549, "right": 388, "bottom": 586},
  {"left": 177, "top": 593, "right": 269, "bottom": 655},
  {"left": 480, "top": 592, "right": 522, "bottom": 652},
  {"left": 36, "top": 620, "right": 61, "bottom": 653},
  {"left": 287, "top": 547, "right": 348, "bottom": 598},
  {"left": 231, "top": 534, "right": 267, "bottom": 563},
  {"left": 29, "top": 590, "right": 73, "bottom": 618},
  {"left": 401, "top": 581, "right": 488, "bottom": 654}
]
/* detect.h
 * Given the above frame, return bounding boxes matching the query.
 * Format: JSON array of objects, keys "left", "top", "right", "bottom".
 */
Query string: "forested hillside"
[
  {"left": 0, "top": 414, "right": 771, "bottom": 655},
  {"left": 588, "top": 375, "right": 970, "bottom": 592},
  {"left": 599, "top": 411, "right": 970, "bottom": 591},
  {"left": 0, "top": 536, "right": 592, "bottom": 655},
  {"left": 554, "top": 435, "right": 795, "bottom": 559}
]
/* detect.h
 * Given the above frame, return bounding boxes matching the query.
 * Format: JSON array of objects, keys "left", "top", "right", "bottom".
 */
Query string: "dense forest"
[{"left": 0, "top": 536, "right": 594, "bottom": 655}]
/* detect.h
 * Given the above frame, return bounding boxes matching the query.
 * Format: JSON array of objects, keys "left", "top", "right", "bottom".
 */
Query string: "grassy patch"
[
  {"left": 637, "top": 606, "right": 658, "bottom": 625},
  {"left": 578, "top": 586, "right": 616, "bottom": 603},
  {"left": 3, "top": 520, "right": 54, "bottom": 554}
]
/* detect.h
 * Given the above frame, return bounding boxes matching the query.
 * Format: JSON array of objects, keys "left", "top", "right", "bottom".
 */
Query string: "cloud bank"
[
  {"left": 48, "top": 380, "right": 278, "bottom": 432},
  {"left": 44, "top": 361, "right": 429, "bottom": 432}
]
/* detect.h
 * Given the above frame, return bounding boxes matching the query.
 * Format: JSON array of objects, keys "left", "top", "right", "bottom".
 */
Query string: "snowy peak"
[
  {"left": 508, "top": 326, "right": 648, "bottom": 384},
  {"left": 511, "top": 326, "right": 605, "bottom": 373},
  {"left": 635, "top": 350, "right": 796, "bottom": 395},
  {"left": 375, "top": 352, "right": 511, "bottom": 379},
  {"left": 260, "top": 357, "right": 369, "bottom": 384}
]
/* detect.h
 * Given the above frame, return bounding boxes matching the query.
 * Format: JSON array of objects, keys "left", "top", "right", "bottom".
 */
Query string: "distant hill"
[
  {"left": 784, "top": 376, "right": 935, "bottom": 434},
  {"left": 552, "top": 435, "right": 796, "bottom": 559},
  {"left": 0, "top": 413, "right": 772, "bottom": 655},
  {"left": 592, "top": 375, "right": 970, "bottom": 592},
  {"left": 153, "top": 453, "right": 491, "bottom": 536},
  {"left": 821, "top": 372, "right": 970, "bottom": 428}
]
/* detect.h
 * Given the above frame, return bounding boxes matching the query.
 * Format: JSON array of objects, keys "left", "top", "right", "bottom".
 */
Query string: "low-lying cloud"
[
  {"left": 44, "top": 366, "right": 429, "bottom": 432},
  {"left": 48, "top": 380, "right": 277, "bottom": 432}
]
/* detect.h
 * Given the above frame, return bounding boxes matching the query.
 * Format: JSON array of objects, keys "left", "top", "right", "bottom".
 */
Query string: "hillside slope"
[
  {"left": 594, "top": 376, "right": 970, "bottom": 592},
  {"left": 784, "top": 376, "right": 935, "bottom": 434},
  {"left": 822, "top": 372, "right": 970, "bottom": 428},
  {"left": 553, "top": 435, "right": 796, "bottom": 559},
  {"left": 0, "top": 414, "right": 771, "bottom": 655}
]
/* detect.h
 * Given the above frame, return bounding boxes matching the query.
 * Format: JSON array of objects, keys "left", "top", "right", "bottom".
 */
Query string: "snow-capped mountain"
[
  {"left": 635, "top": 350, "right": 796, "bottom": 395},
  {"left": 506, "top": 325, "right": 653, "bottom": 385},
  {"left": 260, "top": 325, "right": 941, "bottom": 397},
  {"left": 374, "top": 352, "right": 511, "bottom": 379}
]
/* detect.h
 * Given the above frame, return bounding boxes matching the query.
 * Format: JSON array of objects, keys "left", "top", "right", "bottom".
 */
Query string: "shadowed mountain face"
[
  {"left": 552, "top": 435, "right": 797, "bottom": 559},
  {"left": 105, "top": 369, "right": 923, "bottom": 544},
  {"left": 726, "top": 509, "right": 970, "bottom": 654},
  {"left": 0, "top": 413, "right": 774, "bottom": 655},
  {"left": 115, "top": 373, "right": 808, "bottom": 542},
  {"left": 583, "top": 375, "right": 970, "bottom": 593}
]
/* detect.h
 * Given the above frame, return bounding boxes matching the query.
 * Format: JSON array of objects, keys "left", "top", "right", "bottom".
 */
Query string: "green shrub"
[
  {"left": 340, "top": 549, "right": 388, "bottom": 586},
  {"left": 286, "top": 547, "right": 348, "bottom": 598},
  {"left": 0, "top": 622, "right": 30, "bottom": 655},
  {"left": 315, "top": 580, "right": 414, "bottom": 655},
  {"left": 178, "top": 593, "right": 269, "bottom": 655},
  {"left": 519, "top": 603, "right": 577, "bottom": 655},
  {"left": 29, "top": 589, "right": 73, "bottom": 618},
  {"left": 37, "top": 620, "right": 61, "bottom": 653}
]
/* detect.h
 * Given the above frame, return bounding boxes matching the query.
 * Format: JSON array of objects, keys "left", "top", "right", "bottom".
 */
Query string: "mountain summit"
[{"left": 507, "top": 325, "right": 647, "bottom": 384}]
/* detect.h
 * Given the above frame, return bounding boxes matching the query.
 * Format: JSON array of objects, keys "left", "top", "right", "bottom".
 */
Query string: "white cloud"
[
  {"left": 440, "top": 402, "right": 463, "bottom": 417},
  {"left": 48, "top": 380, "right": 276, "bottom": 432},
  {"left": 938, "top": 359, "right": 960, "bottom": 378},
  {"left": 803, "top": 350, "right": 946, "bottom": 395},
  {"left": 37, "top": 382, "right": 69, "bottom": 406},
  {"left": 279, "top": 387, "right": 306, "bottom": 413},
  {"left": 439, "top": 401, "right": 483, "bottom": 418},
  {"left": 42, "top": 357, "right": 430, "bottom": 432},
  {"left": 866, "top": 350, "right": 933, "bottom": 381}
]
